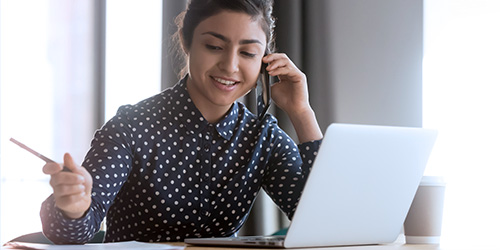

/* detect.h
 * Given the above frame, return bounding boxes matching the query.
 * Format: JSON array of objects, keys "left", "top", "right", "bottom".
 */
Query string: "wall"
[
  {"left": 243, "top": 0, "right": 425, "bottom": 236},
  {"left": 308, "top": 0, "right": 423, "bottom": 128}
]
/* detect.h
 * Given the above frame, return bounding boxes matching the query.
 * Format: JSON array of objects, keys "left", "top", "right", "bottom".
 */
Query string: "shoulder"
[{"left": 114, "top": 81, "right": 186, "bottom": 119}]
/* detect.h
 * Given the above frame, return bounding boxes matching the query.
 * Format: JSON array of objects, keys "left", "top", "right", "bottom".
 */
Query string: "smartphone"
[{"left": 256, "top": 61, "right": 271, "bottom": 121}]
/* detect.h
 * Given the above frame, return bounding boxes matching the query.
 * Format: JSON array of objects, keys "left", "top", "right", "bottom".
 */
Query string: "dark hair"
[{"left": 173, "top": 0, "right": 276, "bottom": 77}]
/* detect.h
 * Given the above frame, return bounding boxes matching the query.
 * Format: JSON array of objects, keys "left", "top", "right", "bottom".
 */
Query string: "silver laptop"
[{"left": 185, "top": 123, "right": 438, "bottom": 248}]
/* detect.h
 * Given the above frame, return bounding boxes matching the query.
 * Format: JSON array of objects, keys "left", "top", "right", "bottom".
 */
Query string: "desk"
[
  {"left": 183, "top": 243, "right": 438, "bottom": 250},
  {"left": 179, "top": 236, "right": 500, "bottom": 250},
  {"left": 182, "top": 243, "right": 500, "bottom": 250},
  {"left": 3, "top": 241, "right": 498, "bottom": 250}
]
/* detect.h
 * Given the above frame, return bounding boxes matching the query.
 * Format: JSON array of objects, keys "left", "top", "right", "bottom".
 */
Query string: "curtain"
[{"left": 161, "top": 0, "right": 423, "bottom": 236}]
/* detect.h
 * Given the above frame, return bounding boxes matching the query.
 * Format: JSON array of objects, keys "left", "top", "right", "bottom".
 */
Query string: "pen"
[{"left": 10, "top": 138, "right": 71, "bottom": 172}]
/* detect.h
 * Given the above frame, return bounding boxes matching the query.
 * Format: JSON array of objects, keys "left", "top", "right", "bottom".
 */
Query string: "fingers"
[
  {"left": 49, "top": 172, "right": 85, "bottom": 187},
  {"left": 263, "top": 53, "right": 290, "bottom": 72},
  {"left": 52, "top": 181, "right": 86, "bottom": 198},
  {"left": 48, "top": 166, "right": 86, "bottom": 199},
  {"left": 262, "top": 53, "right": 304, "bottom": 81},
  {"left": 263, "top": 53, "right": 310, "bottom": 114},
  {"left": 42, "top": 162, "right": 64, "bottom": 175},
  {"left": 42, "top": 153, "right": 78, "bottom": 175},
  {"left": 63, "top": 152, "right": 80, "bottom": 172}
]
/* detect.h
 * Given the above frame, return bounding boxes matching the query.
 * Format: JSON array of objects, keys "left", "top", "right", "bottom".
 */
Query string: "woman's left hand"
[{"left": 263, "top": 53, "right": 310, "bottom": 115}]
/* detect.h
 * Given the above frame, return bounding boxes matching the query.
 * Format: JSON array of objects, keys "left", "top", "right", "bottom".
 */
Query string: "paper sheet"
[{"left": 2, "top": 241, "right": 185, "bottom": 250}]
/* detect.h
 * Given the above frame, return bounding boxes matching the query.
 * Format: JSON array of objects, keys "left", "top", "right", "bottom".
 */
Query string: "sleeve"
[
  {"left": 40, "top": 105, "right": 135, "bottom": 244},
  {"left": 261, "top": 128, "right": 322, "bottom": 220}
]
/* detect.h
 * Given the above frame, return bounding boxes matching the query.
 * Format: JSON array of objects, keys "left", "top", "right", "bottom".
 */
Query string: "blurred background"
[{"left": 1, "top": 0, "right": 499, "bottom": 247}]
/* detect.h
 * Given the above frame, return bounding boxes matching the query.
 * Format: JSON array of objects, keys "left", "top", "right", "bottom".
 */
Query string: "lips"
[
  {"left": 211, "top": 76, "right": 242, "bottom": 93},
  {"left": 212, "top": 76, "right": 238, "bottom": 86}
]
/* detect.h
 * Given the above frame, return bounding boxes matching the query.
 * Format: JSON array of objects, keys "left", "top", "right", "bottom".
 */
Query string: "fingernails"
[{"left": 78, "top": 175, "right": 85, "bottom": 182}]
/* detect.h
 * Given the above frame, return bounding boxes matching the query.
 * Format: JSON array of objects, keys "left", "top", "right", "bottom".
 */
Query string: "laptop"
[{"left": 185, "top": 123, "right": 438, "bottom": 248}]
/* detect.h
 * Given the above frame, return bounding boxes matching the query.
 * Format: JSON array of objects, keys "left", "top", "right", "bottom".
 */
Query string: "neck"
[
  {"left": 197, "top": 102, "right": 231, "bottom": 124},
  {"left": 186, "top": 79, "right": 232, "bottom": 124}
]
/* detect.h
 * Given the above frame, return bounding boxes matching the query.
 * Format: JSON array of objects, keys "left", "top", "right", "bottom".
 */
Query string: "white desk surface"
[
  {"left": 3, "top": 235, "right": 498, "bottom": 250},
  {"left": 183, "top": 242, "right": 499, "bottom": 250},
  {"left": 181, "top": 234, "right": 499, "bottom": 250},
  {"left": 3, "top": 241, "right": 497, "bottom": 250}
]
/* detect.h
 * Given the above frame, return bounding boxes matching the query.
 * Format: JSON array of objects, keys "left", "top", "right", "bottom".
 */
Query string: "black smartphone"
[{"left": 256, "top": 61, "right": 271, "bottom": 121}]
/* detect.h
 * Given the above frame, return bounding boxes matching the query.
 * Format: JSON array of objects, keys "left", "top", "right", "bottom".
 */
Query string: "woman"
[{"left": 41, "top": 0, "right": 323, "bottom": 244}]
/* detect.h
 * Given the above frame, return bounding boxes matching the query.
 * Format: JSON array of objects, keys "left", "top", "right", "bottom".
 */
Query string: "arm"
[
  {"left": 260, "top": 53, "right": 323, "bottom": 218},
  {"left": 41, "top": 106, "right": 134, "bottom": 244},
  {"left": 261, "top": 128, "right": 322, "bottom": 219}
]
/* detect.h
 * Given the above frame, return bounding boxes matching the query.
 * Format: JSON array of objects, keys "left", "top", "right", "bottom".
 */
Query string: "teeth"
[{"left": 214, "top": 77, "right": 236, "bottom": 86}]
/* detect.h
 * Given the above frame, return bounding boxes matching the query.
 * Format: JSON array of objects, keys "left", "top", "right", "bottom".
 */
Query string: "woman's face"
[{"left": 185, "top": 10, "right": 267, "bottom": 115}]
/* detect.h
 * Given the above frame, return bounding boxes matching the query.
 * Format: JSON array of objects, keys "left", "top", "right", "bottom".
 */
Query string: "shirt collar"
[
  {"left": 172, "top": 76, "right": 239, "bottom": 141},
  {"left": 213, "top": 104, "right": 239, "bottom": 140}
]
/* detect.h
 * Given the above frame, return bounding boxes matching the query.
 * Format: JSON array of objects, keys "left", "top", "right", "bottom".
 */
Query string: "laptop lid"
[
  {"left": 185, "top": 123, "right": 438, "bottom": 248},
  {"left": 283, "top": 123, "right": 437, "bottom": 248}
]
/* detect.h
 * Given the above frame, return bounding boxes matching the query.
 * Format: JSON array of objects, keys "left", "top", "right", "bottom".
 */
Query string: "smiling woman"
[
  {"left": 2, "top": 0, "right": 458, "bottom": 246},
  {"left": 184, "top": 11, "right": 267, "bottom": 123},
  {"left": 38, "top": 0, "right": 323, "bottom": 244}
]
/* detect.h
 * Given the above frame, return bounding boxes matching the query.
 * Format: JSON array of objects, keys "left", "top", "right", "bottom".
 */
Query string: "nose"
[{"left": 218, "top": 50, "right": 239, "bottom": 73}]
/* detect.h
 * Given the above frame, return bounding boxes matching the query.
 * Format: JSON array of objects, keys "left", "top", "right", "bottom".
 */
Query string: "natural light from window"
[
  {"left": 1, "top": 0, "right": 56, "bottom": 243},
  {"left": 105, "top": 0, "right": 162, "bottom": 120},
  {"left": 423, "top": 0, "right": 500, "bottom": 247},
  {"left": 0, "top": 0, "right": 161, "bottom": 243}
]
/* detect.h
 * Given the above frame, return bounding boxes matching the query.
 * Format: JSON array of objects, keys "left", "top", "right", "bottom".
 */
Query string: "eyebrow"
[{"left": 201, "top": 31, "right": 263, "bottom": 45}]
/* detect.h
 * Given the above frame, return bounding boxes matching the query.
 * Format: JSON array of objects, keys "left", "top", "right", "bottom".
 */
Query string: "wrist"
[
  {"left": 286, "top": 104, "right": 314, "bottom": 121},
  {"left": 287, "top": 106, "right": 323, "bottom": 143},
  {"left": 61, "top": 209, "right": 86, "bottom": 219},
  {"left": 57, "top": 202, "right": 90, "bottom": 220}
]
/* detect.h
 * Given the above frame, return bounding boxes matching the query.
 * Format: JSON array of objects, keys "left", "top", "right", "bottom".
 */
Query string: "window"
[
  {"left": 423, "top": 0, "right": 500, "bottom": 247},
  {"left": 0, "top": 0, "right": 96, "bottom": 243},
  {"left": 105, "top": 0, "right": 162, "bottom": 120},
  {"left": 0, "top": 0, "right": 161, "bottom": 243}
]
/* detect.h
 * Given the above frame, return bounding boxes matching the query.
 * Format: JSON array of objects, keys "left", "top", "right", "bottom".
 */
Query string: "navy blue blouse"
[{"left": 41, "top": 77, "right": 322, "bottom": 244}]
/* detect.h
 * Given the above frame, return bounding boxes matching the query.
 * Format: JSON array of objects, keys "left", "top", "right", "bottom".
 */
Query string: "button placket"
[{"left": 198, "top": 125, "right": 213, "bottom": 219}]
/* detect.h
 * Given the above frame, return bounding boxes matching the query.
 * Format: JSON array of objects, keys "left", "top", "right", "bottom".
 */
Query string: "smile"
[{"left": 213, "top": 77, "right": 238, "bottom": 86}]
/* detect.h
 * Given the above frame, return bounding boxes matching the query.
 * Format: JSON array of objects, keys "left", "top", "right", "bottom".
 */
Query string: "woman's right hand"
[{"left": 43, "top": 153, "right": 93, "bottom": 219}]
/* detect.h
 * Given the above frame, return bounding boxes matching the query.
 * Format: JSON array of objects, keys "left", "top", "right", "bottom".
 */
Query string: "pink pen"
[{"left": 10, "top": 138, "right": 71, "bottom": 172}]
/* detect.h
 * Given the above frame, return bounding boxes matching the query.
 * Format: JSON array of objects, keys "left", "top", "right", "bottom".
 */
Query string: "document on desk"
[{"left": 2, "top": 241, "right": 185, "bottom": 250}]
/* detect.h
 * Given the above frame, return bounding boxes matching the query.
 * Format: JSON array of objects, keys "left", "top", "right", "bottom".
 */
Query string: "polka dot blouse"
[{"left": 41, "top": 76, "right": 322, "bottom": 244}]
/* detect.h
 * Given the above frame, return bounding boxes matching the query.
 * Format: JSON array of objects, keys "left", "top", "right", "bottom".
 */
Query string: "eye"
[
  {"left": 205, "top": 44, "right": 222, "bottom": 51},
  {"left": 241, "top": 51, "right": 257, "bottom": 58}
]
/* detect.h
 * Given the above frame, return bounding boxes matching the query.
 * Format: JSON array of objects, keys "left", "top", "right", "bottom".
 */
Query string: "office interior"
[{"left": 1, "top": 0, "right": 499, "bottom": 247}]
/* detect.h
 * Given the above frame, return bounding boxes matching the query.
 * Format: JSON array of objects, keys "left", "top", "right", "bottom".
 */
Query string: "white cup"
[{"left": 404, "top": 176, "right": 446, "bottom": 244}]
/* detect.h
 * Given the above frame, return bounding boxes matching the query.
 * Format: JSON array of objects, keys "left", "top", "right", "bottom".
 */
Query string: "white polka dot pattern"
[{"left": 41, "top": 77, "right": 322, "bottom": 244}]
